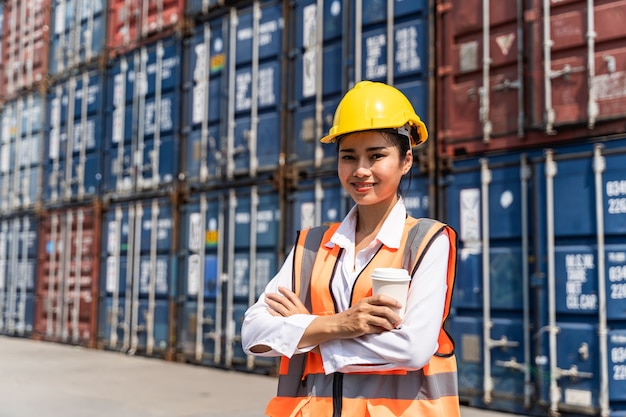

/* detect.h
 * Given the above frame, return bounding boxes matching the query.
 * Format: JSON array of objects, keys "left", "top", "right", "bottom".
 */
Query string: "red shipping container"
[
  {"left": 0, "top": 0, "right": 50, "bottom": 100},
  {"left": 107, "top": 0, "right": 185, "bottom": 58},
  {"left": 436, "top": 0, "right": 626, "bottom": 157},
  {"left": 35, "top": 204, "right": 102, "bottom": 347}
]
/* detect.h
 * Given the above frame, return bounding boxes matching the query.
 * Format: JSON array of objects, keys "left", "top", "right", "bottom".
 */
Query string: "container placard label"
[
  {"left": 459, "top": 188, "right": 480, "bottom": 244},
  {"left": 396, "top": 26, "right": 420, "bottom": 73},
  {"left": 187, "top": 254, "right": 200, "bottom": 296},
  {"left": 557, "top": 251, "right": 598, "bottom": 312},
  {"left": 365, "top": 33, "right": 387, "bottom": 79},
  {"left": 302, "top": 4, "right": 316, "bottom": 98}
]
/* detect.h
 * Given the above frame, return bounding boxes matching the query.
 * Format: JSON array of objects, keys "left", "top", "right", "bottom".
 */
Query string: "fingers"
[
  {"left": 355, "top": 297, "right": 402, "bottom": 331},
  {"left": 367, "top": 294, "right": 402, "bottom": 310},
  {"left": 265, "top": 287, "right": 311, "bottom": 317}
]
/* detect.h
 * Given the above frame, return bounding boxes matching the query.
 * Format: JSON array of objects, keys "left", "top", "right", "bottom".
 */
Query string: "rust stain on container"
[
  {"left": 107, "top": 0, "right": 185, "bottom": 58},
  {"left": 0, "top": 0, "right": 50, "bottom": 100},
  {"left": 34, "top": 204, "right": 102, "bottom": 348},
  {"left": 436, "top": 0, "right": 626, "bottom": 157}
]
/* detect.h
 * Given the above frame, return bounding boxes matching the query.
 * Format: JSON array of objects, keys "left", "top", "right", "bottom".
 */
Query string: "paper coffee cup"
[{"left": 371, "top": 267, "right": 411, "bottom": 317}]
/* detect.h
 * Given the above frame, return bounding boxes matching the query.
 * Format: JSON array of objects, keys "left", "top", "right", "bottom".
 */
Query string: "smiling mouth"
[{"left": 352, "top": 182, "right": 374, "bottom": 192}]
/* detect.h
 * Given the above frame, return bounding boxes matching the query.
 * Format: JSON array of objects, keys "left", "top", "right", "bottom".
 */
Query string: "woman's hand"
[
  {"left": 332, "top": 294, "right": 402, "bottom": 337},
  {"left": 265, "top": 286, "right": 310, "bottom": 317},
  {"left": 297, "top": 294, "right": 402, "bottom": 349}
]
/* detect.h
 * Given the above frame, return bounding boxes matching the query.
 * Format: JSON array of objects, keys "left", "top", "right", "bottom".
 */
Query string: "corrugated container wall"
[
  {"left": 444, "top": 137, "right": 626, "bottom": 416},
  {"left": 177, "top": 182, "right": 280, "bottom": 370},
  {"left": 35, "top": 205, "right": 101, "bottom": 347},
  {"left": 98, "top": 197, "right": 176, "bottom": 358},
  {"left": 44, "top": 68, "right": 105, "bottom": 205},
  {"left": 103, "top": 37, "right": 182, "bottom": 197},
  {"left": 0, "top": 0, "right": 50, "bottom": 100},
  {"left": 182, "top": 0, "right": 284, "bottom": 188},
  {"left": 0, "top": 92, "right": 44, "bottom": 214},
  {"left": 436, "top": 0, "right": 626, "bottom": 158},
  {"left": 0, "top": 214, "right": 38, "bottom": 337},
  {"left": 48, "top": 0, "right": 107, "bottom": 76},
  {"left": 107, "top": 0, "right": 185, "bottom": 58}
]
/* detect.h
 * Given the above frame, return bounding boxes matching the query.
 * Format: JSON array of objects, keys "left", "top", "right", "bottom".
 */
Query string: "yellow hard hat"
[{"left": 320, "top": 80, "right": 428, "bottom": 146}]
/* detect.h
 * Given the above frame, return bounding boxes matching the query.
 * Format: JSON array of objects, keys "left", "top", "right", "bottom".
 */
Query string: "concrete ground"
[{"left": 0, "top": 336, "right": 524, "bottom": 417}]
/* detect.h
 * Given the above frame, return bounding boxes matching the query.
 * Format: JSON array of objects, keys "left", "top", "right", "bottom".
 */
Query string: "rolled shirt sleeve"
[{"left": 241, "top": 248, "right": 318, "bottom": 358}]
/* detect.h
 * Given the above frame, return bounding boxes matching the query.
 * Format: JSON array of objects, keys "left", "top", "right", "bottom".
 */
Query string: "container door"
[
  {"left": 444, "top": 153, "right": 533, "bottom": 413},
  {"left": 45, "top": 69, "right": 104, "bottom": 203},
  {"left": 435, "top": 0, "right": 524, "bottom": 155},
  {"left": 290, "top": 0, "right": 345, "bottom": 173},
  {"left": 0, "top": 216, "right": 37, "bottom": 336},
  {"left": 36, "top": 207, "right": 100, "bottom": 346},
  {"left": 178, "top": 191, "right": 224, "bottom": 366},
  {"left": 227, "top": 183, "right": 280, "bottom": 371},
  {"left": 0, "top": 0, "right": 50, "bottom": 98},
  {"left": 535, "top": 140, "right": 626, "bottom": 417},
  {"left": 107, "top": 0, "right": 185, "bottom": 57},
  {"left": 0, "top": 94, "right": 43, "bottom": 212},
  {"left": 183, "top": 19, "right": 227, "bottom": 187},
  {"left": 101, "top": 199, "right": 173, "bottom": 356},
  {"left": 534, "top": 0, "right": 626, "bottom": 135},
  {"left": 227, "top": 0, "right": 283, "bottom": 179},
  {"left": 49, "top": 0, "right": 105, "bottom": 74},
  {"left": 105, "top": 38, "right": 181, "bottom": 195}
]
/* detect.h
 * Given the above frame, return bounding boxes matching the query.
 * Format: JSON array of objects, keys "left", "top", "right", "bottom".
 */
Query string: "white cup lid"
[{"left": 371, "top": 267, "right": 411, "bottom": 281}]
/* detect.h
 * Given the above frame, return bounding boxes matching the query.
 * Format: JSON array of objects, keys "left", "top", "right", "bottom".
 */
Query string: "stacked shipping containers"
[
  {"left": 33, "top": 0, "right": 106, "bottom": 349},
  {"left": 437, "top": 0, "right": 626, "bottom": 416},
  {"left": 178, "top": 0, "right": 284, "bottom": 370},
  {"left": 0, "top": 0, "right": 48, "bottom": 340},
  {"left": 0, "top": 0, "right": 623, "bottom": 416},
  {"left": 99, "top": 0, "right": 185, "bottom": 359}
]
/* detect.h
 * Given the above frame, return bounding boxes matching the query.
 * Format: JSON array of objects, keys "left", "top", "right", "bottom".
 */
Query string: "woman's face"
[{"left": 337, "top": 131, "right": 412, "bottom": 208}]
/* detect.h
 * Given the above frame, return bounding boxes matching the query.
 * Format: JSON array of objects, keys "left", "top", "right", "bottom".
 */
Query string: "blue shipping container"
[
  {"left": 104, "top": 37, "right": 182, "bottom": 195},
  {"left": 444, "top": 138, "right": 626, "bottom": 416},
  {"left": 49, "top": 0, "right": 106, "bottom": 75},
  {"left": 0, "top": 215, "right": 37, "bottom": 337},
  {"left": 44, "top": 68, "right": 105, "bottom": 203},
  {"left": 182, "top": 0, "right": 283, "bottom": 186},
  {"left": 0, "top": 93, "right": 44, "bottom": 213},
  {"left": 178, "top": 183, "right": 280, "bottom": 372},
  {"left": 99, "top": 198, "right": 174, "bottom": 356}
]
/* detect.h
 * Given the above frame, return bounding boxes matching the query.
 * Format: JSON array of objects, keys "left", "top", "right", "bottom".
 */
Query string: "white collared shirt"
[{"left": 241, "top": 198, "right": 450, "bottom": 374}]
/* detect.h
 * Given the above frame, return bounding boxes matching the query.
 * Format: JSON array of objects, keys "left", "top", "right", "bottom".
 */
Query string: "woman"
[{"left": 242, "top": 81, "right": 459, "bottom": 417}]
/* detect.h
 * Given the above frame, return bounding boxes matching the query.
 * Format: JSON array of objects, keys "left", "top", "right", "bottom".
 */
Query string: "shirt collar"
[{"left": 327, "top": 197, "right": 407, "bottom": 250}]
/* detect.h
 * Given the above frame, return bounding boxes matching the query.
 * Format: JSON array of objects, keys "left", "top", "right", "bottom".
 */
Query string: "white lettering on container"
[
  {"left": 365, "top": 34, "right": 387, "bottom": 79},
  {"left": 564, "top": 253, "right": 597, "bottom": 310}
]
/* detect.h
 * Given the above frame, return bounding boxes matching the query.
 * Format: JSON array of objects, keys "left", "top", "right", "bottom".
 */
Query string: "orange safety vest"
[{"left": 265, "top": 216, "right": 460, "bottom": 417}]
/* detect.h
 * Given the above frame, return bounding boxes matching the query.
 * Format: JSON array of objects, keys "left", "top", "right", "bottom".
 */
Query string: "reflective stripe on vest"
[{"left": 268, "top": 217, "right": 460, "bottom": 417}]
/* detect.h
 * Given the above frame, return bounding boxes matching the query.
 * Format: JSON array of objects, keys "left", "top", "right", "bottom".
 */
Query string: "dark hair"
[{"left": 336, "top": 130, "right": 413, "bottom": 196}]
